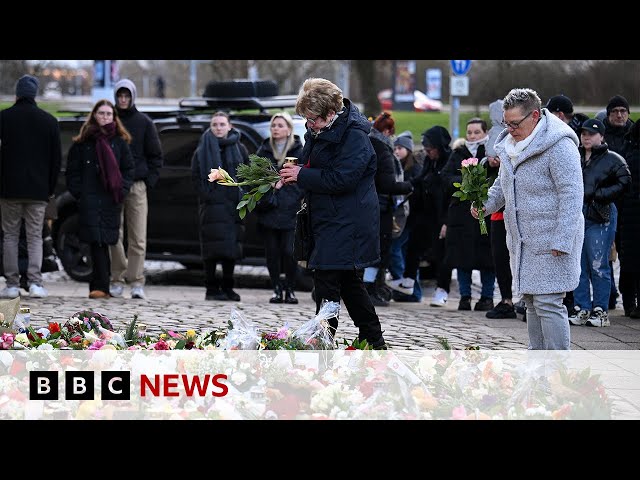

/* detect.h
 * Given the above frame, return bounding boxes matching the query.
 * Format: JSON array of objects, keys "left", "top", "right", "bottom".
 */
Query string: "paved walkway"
[{"left": 12, "top": 262, "right": 640, "bottom": 350}]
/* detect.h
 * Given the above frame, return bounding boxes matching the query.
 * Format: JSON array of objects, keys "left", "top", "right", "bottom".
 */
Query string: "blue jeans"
[
  {"left": 574, "top": 204, "right": 617, "bottom": 312},
  {"left": 457, "top": 269, "right": 496, "bottom": 298},
  {"left": 522, "top": 292, "right": 570, "bottom": 350},
  {"left": 389, "top": 225, "right": 422, "bottom": 300}
]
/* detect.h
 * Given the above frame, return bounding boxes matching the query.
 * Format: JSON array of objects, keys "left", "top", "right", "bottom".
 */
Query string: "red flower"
[
  {"left": 345, "top": 346, "right": 357, "bottom": 351},
  {"left": 48, "top": 322, "right": 61, "bottom": 334}
]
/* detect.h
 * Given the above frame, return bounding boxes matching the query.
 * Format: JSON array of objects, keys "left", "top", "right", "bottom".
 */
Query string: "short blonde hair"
[{"left": 295, "top": 78, "right": 344, "bottom": 119}]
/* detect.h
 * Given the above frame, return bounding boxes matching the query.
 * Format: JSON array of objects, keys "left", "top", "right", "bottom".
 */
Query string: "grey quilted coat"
[{"left": 484, "top": 109, "right": 584, "bottom": 296}]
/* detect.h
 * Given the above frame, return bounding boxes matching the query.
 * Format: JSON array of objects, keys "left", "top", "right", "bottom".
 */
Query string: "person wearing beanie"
[
  {"left": 394, "top": 134, "right": 414, "bottom": 152},
  {"left": 0, "top": 74, "right": 62, "bottom": 299},
  {"left": 568, "top": 118, "right": 630, "bottom": 327},
  {"left": 363, "top": 112, "right": 413, "bottom": 307},
  {"left": 15, "top": 74, "right": 39, "bottom": 99},
  {"left": 603, "top": 94, "right": 634, "bottom": 158},
  {"left": 108, "top": 79, "right": 163, "bottom": 301},
  {"left": 387, "top": 125, "right": 453, "bottom": 305}
]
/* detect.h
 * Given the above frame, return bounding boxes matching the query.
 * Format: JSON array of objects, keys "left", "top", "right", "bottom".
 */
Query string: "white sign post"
[{"left": 449, "top": 60, "right": 472, "bottom": 140}]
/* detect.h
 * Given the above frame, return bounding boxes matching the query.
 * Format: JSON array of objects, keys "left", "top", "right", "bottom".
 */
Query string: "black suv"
[{"left": 53, "top": 81, "right": 307, "bottom": 282}]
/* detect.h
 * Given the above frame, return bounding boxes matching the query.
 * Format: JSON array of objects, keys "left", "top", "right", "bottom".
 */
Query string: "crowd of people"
[{"left": 1, "top": 73, "right": 637, "bottom": 351}]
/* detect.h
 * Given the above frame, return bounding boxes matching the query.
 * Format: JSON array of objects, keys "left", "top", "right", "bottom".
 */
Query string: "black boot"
[
  {"left": 365, "top": 282, "right": 389, "bottom": 307},
  {"left": 284, "top": 287, "right": 298, "bottom": 304},
  {"left": 270, "top": 282, "right": 284, "bottom": 304},
  {"left": 221, "top": 277, "right": 240, "bottom": 301}
]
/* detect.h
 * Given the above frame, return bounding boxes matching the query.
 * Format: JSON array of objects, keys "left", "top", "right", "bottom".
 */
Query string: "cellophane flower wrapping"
[
  {"left": 223, "top": 308, "right": 261, "bottom": 350},
  {"left": 291, "top": 300, "right": 339, "bottom": 350}
]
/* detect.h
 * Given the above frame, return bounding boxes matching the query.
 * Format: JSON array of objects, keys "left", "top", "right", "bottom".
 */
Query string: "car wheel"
[
  {"left": 203, "top": 80, "right": 278, "bottom": 99},
  {"left": 56, "top": 214, "right": 92, "bottom": 282}
]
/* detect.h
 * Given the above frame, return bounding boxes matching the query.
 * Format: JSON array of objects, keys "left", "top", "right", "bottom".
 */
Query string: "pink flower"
[
  {"left": 451, "top": 405, "right": 468, "bottom": 420},
  {"left": 87, "top": 340, "right": 106, "bottom": 350},
  {"left": 276, "top": 326, "right": 289, "bottom": 339},
  {"left": 0, "top": 332, "right": 15, "bottom": 349},
  {"left": 152, "top": 339, "right": 170, "bottom": 350},
  {"left": 208, "top": 168, "right": 223, "bottom": 182},
  {"left": 461, "top": 157, "right": 479, "bottom": 168}
]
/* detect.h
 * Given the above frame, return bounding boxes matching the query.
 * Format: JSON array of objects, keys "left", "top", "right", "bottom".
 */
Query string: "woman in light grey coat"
[{"left": 475, "top": 88, "right": 584, "bottom": 350}]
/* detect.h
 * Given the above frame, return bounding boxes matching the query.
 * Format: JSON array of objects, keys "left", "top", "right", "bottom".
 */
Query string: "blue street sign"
[{"left": 451, "top": 60, "right": 472, "bottom": 76}]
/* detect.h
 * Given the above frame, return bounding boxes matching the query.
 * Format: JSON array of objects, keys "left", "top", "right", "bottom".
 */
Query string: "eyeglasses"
[
  {"left": 501, "top": 110, "right": 534, "bottom": 130},
  {"left": 96, "top": 111, "right": 113, "bottom": 117},
  {"left": 303, "top": 114, "right": 320, "bottom": 125},
  {"left": 610, "top": 108, "right": 628, "bottom": 115}
]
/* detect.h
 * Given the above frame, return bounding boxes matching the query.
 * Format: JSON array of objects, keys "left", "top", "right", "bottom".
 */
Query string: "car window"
[{"left": 160, "top": 129, "right": 203, "bottom": 168}]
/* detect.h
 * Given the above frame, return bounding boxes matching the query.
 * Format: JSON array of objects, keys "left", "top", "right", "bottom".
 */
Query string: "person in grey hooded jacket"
[
  {"left": 108, "top": 79, "right": 163, "bottom": 300},
  {"left": 473, "top": 88, "right": 584, "bottom": 350}
]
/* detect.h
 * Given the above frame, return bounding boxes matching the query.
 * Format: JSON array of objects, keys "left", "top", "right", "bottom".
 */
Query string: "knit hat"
[
  {"left": 546, "top": 95, "right": 573, "bottom": 114},
  {"left": 394, "top": 134, "right": 414, "bottom": 152},
  {"left": 580, "top": 118, "right": 605, "bottom": 136},
  {"left": 606, "top": 95, "right": 630, "bottom": 115},
  {"left": 15, "top": 75, "right": 39, "bottom": 99}
]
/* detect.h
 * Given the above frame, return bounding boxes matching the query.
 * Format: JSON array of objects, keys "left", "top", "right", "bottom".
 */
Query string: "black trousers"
[
  {"left": 490, "top": 219, "right": 513, "bottom": 300},
  {"left": 90, "top": 242, "right": 110, "bottom": 293},
  {"left": 313, "top": 269, "right": 383, "bottom": 344},
  {"left": 263, "top": 227, "right": 297, "bottom": 289},
  {"left": 204, "top": 258, "right": 235, "bottom": 293}
]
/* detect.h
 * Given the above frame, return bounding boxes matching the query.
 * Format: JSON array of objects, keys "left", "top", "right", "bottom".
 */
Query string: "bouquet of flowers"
[
  {"left": 208, "top": 154, "right": 282, "bottom": 219},
  {"left": 452, "top": 157, "right": 490, "bottom": 235}
]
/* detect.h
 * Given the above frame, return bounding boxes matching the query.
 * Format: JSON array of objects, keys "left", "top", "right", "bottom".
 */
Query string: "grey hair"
[{"left": 502, "top": 88, "right": 542, "bottom": 113}]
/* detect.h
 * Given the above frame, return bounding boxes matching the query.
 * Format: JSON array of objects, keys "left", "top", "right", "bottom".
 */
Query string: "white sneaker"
[
  {"left": 131, "top": 286, "right": 146, "bottom": 299},
  {"left": 28, "top": 284, "right": 48, "bottom": 298},
  {"left": 0, "top": 286, "right": 20, "bottom": 299},
  {"left": 568, "top": 306, "right": 590, "bottom": 326},
  {"left": 385, "top": 277, "right": 415, "bottom": 296},
  {"left": 430, "top": 287, "right": 448, "bottom": 307},
  {"left": 585, "top": 307, "right": 610, "bottom": 327},
  {"left": 110, "top": 283, "right": 124, "bottom": 297}
]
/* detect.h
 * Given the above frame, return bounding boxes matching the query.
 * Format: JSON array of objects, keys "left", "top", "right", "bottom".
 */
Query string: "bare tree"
[
  {"left": 352, "top": 60, "right": 380, "bottom": 117},
  {"left": 0, "top": 60, "right": 29, "bottom": 95}
]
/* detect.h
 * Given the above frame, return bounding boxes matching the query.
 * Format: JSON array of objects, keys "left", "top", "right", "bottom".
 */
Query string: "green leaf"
[
  {"left": 258, "top": 183, "right": 272, "bottom": 193},
  {"left": 239, "top": 207, "right": 247, "bottom": 219},
  {"left": 453, "top": 182, "right": 461, "bottom": 188},
  {"left": 237, "top": 199, "right": 249, "bottom": 209}
]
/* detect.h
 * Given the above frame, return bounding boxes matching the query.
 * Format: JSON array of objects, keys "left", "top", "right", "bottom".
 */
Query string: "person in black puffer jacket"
[
  {"left": 255, "top": 112, "right": 304, "bottom": 304},
  {"left": 569, "top": 118, "right": 631, "bottom": 328}
]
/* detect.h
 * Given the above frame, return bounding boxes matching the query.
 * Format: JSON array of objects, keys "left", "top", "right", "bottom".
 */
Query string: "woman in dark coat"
[
  {"left": 279, "top": 78, "right": 387, "bottom": 349},
  {"left": 191, "top": 111, "right": 249, "bottom": 301},
  {"left": 66, "top": 99, "right": 135, "bottom": 299},
  {"left": 442, "top": 118, "right": 498, "bottom": 311},
  {"left": 255, "top": 112, "right": 304, "bottom": 304}
]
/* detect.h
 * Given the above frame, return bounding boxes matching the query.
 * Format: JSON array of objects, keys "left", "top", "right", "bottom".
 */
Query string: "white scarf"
[
  {"left": 504, "top": 115, "right": 545, "bottom": 165},
  {"left": 465, "top": 135, "right": 489, "bottom": 158}
]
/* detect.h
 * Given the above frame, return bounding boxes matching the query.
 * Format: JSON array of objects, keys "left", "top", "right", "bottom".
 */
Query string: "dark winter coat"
[
  {"left": 66, "top": 137, "right": 135, "bottom": 245},
  {"left": 297, "top": 99, "right": 380, "bottom": 270},
  {"left": 619, "top": 123, "right": 640, "bottom": 272},
  {"left": 369, "top": 130, "right": 413, "bottom": 215},
  {"left": 0, "top": 98, "right": 62, "bottom": 201},
  {"left": 579, "top": 143, "right": 630, "bottom": 220},
  {"left": 603, "top": 117, "right": 634, "bottom": 159},
  {"left": 255, "top": 135, "right": 304, "bottom": 230},
  {"left": 116, "top": 106, "right": 163, "bottom": 188},
  {"left": 191, "top": 128, "right": 249, "bottom": 260},
  {"left": 442, "top": 144, "right": 497, "bottom": 270}
]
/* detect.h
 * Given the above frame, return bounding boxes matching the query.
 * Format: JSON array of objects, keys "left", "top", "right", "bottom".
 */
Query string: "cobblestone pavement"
[{"left": 12, "top": 261, "right": 640, "bottom": 350}]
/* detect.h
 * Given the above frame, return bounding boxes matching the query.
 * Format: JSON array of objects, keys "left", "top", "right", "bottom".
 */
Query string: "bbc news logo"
[{"left": 29, "top": 372, "right": 228, "bottom": 400}]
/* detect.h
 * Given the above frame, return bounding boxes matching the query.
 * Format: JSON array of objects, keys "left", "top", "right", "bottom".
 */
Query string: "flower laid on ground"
[
  {"left": 208, "top": 154, "right": 282, "bottom": 219},
  {"left": 0, "top": 302, "right": 341, "bottom": 352},
  {"left": 452, "top": 157, "right": 490, "bottom": 235}
]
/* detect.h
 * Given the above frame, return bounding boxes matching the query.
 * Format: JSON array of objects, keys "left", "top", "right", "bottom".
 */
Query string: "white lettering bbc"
[
  {"left": 37, "top": 377, "right": 51, "bottom": 395},
  {"left": 108, "top": 377, "right": 123, "bottom": 394},
  {"left": 73, "top": 377, "right": 87, "bottom": 394}
]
